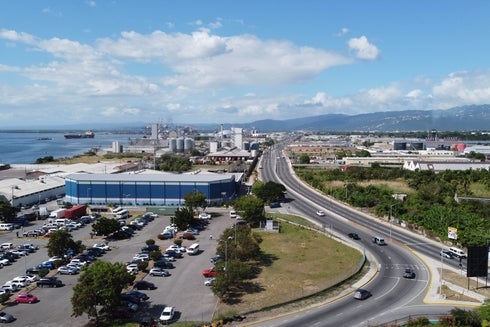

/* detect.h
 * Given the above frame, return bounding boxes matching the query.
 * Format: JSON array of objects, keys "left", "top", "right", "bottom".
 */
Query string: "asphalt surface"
[{"left": 0, "top": 205, "right": 235, "bottom": 326}]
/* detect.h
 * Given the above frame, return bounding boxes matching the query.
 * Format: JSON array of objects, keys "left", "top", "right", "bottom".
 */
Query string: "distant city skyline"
[{"left": 1, "top": 1, "right": 490, "bottom": 127}]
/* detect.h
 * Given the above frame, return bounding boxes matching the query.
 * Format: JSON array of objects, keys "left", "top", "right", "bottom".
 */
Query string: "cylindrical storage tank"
[
  {"left": 242, "top": 141, "right": 250, "bottom": 151},
  {"left": 209, "top": 141, "right": 218, "bottom": 153},
  {"left": 184, "top": 138, "right": 194, "bottom": 152},
  {"left": 176, "top": 137, "right": 185, "bottom": 152},
  {"left": 169, "top": 138, "right": 177, "bottom": 152}
]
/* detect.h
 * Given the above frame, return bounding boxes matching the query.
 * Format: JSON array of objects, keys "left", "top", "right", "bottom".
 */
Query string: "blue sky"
[{"left": 1, "top": 1, "right": 489, "bottom": 127}]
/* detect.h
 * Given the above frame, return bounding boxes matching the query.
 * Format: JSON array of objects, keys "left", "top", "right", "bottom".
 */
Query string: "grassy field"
[{"left": 214, "top": 215, "right": 364, "bottom": 320}]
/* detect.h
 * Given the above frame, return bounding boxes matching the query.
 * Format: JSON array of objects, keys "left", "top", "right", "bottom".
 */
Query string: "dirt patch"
[{"left": 440, "top": 268, "right": 490, "bottom": 302}]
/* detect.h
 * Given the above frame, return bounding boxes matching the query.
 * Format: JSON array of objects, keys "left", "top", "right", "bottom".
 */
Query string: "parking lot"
[{"left": 0, "top": 206, "right": 235, "bottom": 326}]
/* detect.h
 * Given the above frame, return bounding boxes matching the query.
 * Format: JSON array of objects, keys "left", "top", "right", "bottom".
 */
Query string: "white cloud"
[
  {"left": 336, "top": 27, "right": 349, "bottom": 36},
  {"left": 347, "top": 36, "right": 380, "bottom": 60}
]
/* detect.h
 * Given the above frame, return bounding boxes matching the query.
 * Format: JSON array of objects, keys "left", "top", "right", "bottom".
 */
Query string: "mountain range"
[{"left": 232, "top": 104, "right": 490, "bottom": 132}]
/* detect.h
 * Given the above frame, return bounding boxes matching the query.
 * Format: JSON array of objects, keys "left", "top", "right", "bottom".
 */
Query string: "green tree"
[
  {"left": 71, "top": 261, "right": 134, "bottom": 319},
  {"left": 252, "top": 181, "right": 286, "bottom": 204},
  {"left": 47, "top": 229, "right": 84, "bottom": 258},
  {"left": 477, "top": 299, "right": 490, "bottom": 325},
  {"left": 0, "top": 200, "right": 18, "bottom": 222},
  {"left": 233, "top": 195, "right": 265, "bottom": 226},
  {"left": 184, "top": 191, "right": 207, "bottom": 211},
  {"left": 150, "top": 250, "right": 162, "bottom": 261},
  {"left": 299, "top": 154, "right": 310, "bottom": 164},
  {"left": 173, "top": 206, "right": 195, "bottom": 230},
  {"left": 92, "top": 217, "right": 121, "bottom": 236},
  {"left": 157, "top": 154, "right": 192, "bottom": 172}
]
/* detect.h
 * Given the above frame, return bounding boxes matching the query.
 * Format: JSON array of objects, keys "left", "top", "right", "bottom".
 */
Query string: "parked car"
[
  {"left": 153, "top": 260, "right": 174, "bottom": 269},
  {"left": 210, "top": 255, "right": 223, "bottom": 264},
  {"left": 164, "top": 250, "right": 183, "bottom": 258},
  {"left": 202, "top": 268, "right": 217, "bottom": 278},
  {"left": 199, "top": 212, "right": 212, "bottom": 219},
  {"left": 36, "top": 261, "right": 55, "bottom": 270},
  {"left": 159, "top": 306, "right": 175, "bottom": 323},
  {"left": 141, "top": 244, "right": 160, "bottom": 252},
  {"left": 149, "top": 267, "right": 171, "bottom": 277},
  {"left": 353, "top": 288, "right": 371, "bottom": 300},
  {"left": 93, "top": 243, "right": 110, "bottom": 251},
  {"left": 14, "top": 293, "right": 38, "bottom": 304},
  {"left": 126, "top": 263, "right": 139, "bottom": 275},
  {"left": 0, "top": 311, "right": 15, "bottom": 323},
  {"left": 123, "top": 290, "right": 149, "bottom": 301},
  {"left": 36, "top": 277, "right": 63, "bottom": 288},
  {"left": 403, "top": 268, "right": 416, "bottom": 279},
  {"left": 204, "top": 277, "right": 216, "bottom": 286},
  {"left": 58, "top": 266, "right": 78, "bottom": 275},
  {"left": 133, "top": 281, "right": 156, "bottom": 290}
]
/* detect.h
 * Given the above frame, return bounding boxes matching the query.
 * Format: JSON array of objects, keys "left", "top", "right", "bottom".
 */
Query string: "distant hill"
[
  {"left": 7, "top": 104, "right": 489, "bottom": 133},
  {"left": 227, "top": 104, "right": 490, "bottom": 132}
]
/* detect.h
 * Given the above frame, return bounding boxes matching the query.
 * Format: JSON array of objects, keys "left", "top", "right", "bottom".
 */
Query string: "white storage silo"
[
  {"left": 176, "top": 137, "right": 185, "bottom": 153},
  {"left": 184, "top": 138, "right": 194, "bottom": 152},
  {"left": 169, "top": 138, "right": 177, "bottom": 152}
]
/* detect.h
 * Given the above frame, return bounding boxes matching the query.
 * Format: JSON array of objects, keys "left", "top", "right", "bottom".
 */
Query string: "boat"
[
  {"left": 37, "top": 137, "right": 52, "bottom": 141},
  {"left": 64, "top": 130, "right": 95, "bottom": 139}
]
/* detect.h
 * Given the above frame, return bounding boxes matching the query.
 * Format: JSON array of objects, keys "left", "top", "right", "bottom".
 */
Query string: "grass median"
[{"left": 213, "top": 213, "right": 365, "bottom": 321}]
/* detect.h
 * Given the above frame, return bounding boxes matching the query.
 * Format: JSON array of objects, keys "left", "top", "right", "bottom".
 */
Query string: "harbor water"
[{"left": 0, "top": 131, "right": 142, "bottom": 164}]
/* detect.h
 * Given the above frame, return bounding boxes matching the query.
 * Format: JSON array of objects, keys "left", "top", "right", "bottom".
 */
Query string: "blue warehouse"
[{"left": 65, "top": 172, "right": 243, "bottom": 206}]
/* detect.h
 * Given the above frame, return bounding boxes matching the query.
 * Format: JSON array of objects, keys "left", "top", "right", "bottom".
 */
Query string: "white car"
[
  {"left": 92, "top": 243, "right": 110, "bottom": 251},
  {"left": 132, "top": 253, "right": 150, "bottom": 261},
  {"left": 166, "top": 244, "right": 185, "bottom": 253},
  {"left": 316, "top": 210, "right": 326, "bottom": 217},
  {"left": 126, "top": 263, "right": 139, "bottom": 274},
  {"left": 159, "top": 306, "right": 175, "bottom": 323},
  {"left": 199, "top": 212, "right": 212, "bottom": 219},
  {"left": 204, "top": 277, "right": 215, "bottom": 286}
]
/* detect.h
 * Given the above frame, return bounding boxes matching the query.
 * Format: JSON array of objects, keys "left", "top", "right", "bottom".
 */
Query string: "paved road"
[{"left": 0, "top": 207, "right": 234, "bottom": 326}]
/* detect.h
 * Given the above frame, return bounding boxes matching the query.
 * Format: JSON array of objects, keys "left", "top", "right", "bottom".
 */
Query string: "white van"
[
  {"left": 449, "top": 247, "right": 466, "bottom": 259},
  {"left": 114, "top": 210, "right": 129, "bottom": 219},
  {"left": 55, "top": 218, "right": 69, "bottom": 226},
  {"left": 112, "top": 207, "right": 125, "bottom": 214},
  {"left": 186, "top": 243, "right": 200, "bottom": 255},
  {"left": 372, "top": 236, "right": 386, "bottom": 246},
  {"left": 0, "top": 223, "right": 14, "bottom": 231}
]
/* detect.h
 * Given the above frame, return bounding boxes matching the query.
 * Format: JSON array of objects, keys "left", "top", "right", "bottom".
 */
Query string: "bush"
[
  {"left": 38, "top": 268, "right": 49, "bottom": 278},
  {"left": 146, "top": 239, "right": 155, "bottom": 246},
  {"left": 174, "top": 239, "right": 183, "bottom": 246},
  {"left": 0, "top": 293, "right": 10, "bottom": 304},
  {"left": 150, "top": 250, "right": 162, "bottom": 261},
  {"left": 137, "top": 261, "right": 149, "bottom": 272}
]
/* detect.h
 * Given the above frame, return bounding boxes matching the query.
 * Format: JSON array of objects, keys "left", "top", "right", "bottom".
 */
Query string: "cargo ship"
[{"left": 64, "top": 130, "right": 95, "bottom": 139}]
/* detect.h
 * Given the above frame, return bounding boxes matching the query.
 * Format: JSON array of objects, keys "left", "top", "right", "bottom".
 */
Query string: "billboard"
[
  {"left": 467, "top": 246, "right": 488, "bottom": 278},
  {"left": 448, "top": 227, "right": 458, "bottom": 240}
]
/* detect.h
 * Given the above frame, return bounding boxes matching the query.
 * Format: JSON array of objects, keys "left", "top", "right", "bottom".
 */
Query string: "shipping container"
[{"left": 64, "top": 205, "right": 87, "bottom": 220}]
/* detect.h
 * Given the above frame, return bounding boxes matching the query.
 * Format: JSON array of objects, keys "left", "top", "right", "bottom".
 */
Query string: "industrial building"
[{"left": 65, "top": 171, "right": 243, "bottom": 207}]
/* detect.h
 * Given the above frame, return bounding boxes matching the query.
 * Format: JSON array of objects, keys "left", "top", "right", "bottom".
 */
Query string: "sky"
[{"left": 1, "top": 1, "right": 490, "bottom": 128}]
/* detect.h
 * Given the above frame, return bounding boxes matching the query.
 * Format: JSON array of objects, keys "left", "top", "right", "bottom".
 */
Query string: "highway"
[{"left": 253, "top": 141, "right": 460, "bottom": 326}]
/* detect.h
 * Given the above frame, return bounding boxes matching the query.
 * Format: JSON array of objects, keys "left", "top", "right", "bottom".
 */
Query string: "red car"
[
  {"left": 15, "top": 293, "right": 38, "bottom": 304},
  {"left": 202, "top": 268, "right": 216, "bottom": 278}
]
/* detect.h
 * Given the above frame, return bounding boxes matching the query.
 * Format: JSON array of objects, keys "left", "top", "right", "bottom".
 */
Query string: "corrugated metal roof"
[{"left": 65, "top": 172, "right": 242, "bottom": 183}]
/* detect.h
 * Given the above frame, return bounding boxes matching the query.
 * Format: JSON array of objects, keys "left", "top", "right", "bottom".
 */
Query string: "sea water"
[{"left": 0, "top": 131, "right": 142, "bottom": 164}]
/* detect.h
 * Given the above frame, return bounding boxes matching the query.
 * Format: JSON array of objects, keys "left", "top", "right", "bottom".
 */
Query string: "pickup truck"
[{"left": 36, "top": 277, "right": 63, "bottom": 288}]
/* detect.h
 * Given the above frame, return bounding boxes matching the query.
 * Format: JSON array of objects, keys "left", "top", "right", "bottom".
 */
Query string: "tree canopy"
[
  {"left": 71, "top": 260, "right": 134, "bottom": 319},
  {"left": 252, "top": 181, "right": 286, "bottom": 204},
  {"left": 184, "top": 191, "right": 207, "bottom": 211},
  {"left": 233, "top": 195, "right": 265, "bottom": 226},
  {"left": 0, "top": 200, "right": 18, "bottom": 222},
  {"left": 47, "top": 229, "right": 84, "bottom": 258},
  {"left": 92, "top": 217, "right": 121, "bottom": 236}
]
